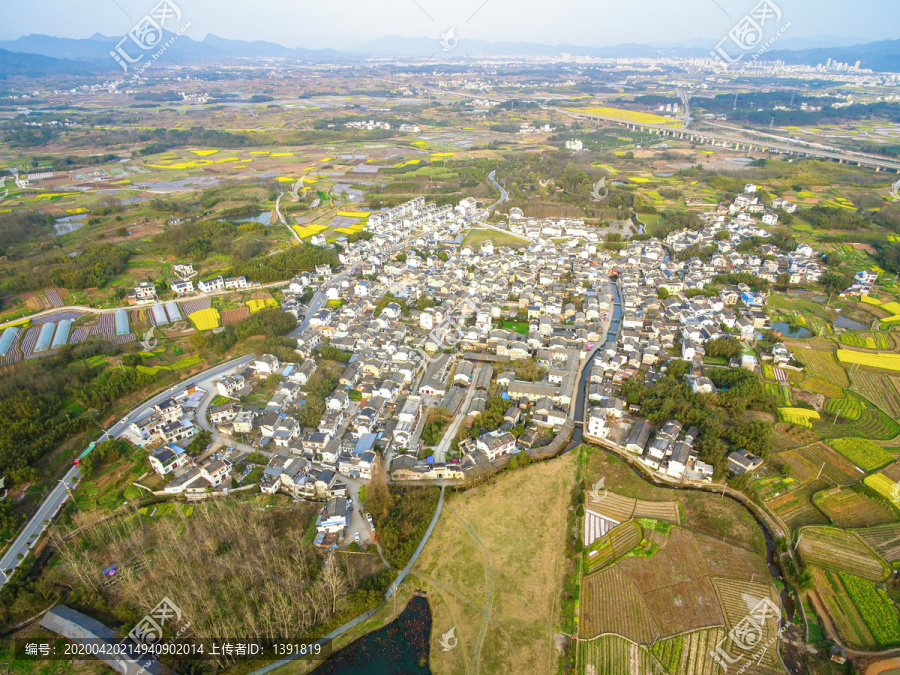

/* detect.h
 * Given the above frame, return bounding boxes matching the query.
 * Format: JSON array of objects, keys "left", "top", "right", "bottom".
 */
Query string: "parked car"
[{"left": 354, "top": 532, "right": 360, "bottom": 543}]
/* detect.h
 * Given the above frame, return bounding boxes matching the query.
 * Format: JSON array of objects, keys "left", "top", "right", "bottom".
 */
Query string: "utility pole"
[{"left": 816, "top": 461, "right": 825, "bottom": 480}]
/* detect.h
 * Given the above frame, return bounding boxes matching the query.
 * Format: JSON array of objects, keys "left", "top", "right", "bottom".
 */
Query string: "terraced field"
[
  {"left": 850, "top": 370, "right": 900, "bottom": 419},
  {"left": 840, "top": 331, "right": 895, "bottom": 350},
  {"left": 857, "top": 524, "right": 900, "bottom": 563},
  {"left": 797, "top": 527, "right": 889, "bottom": 581},
  {"left": 788, "top": 340, "right": 849, "bottom": 387},
  {"left": 584, "top": 520, "right": 643, "bottom": 574},
  {"left": 817, "top": 392, "right": 900, "bottom": 441},
  {"left": 779, "top": 443, "right": 860, "bottom": 485},
  {"left": 800, "top": 376, "right": 844, "bottom": 400},
  {"left": 579, "top": 635, "right": 665, "bottom": 675},
  {"left": 581, "top": 566, "right": 660, "bottom": 643},
  {"left": 765, "top": 382, "right": 791, "bottom": 406},
  {"left": 767, "top": 480, "right": 830, "bottom": 530},
  {"left": 813, "top": 566, "right": 877, "bottom": 649},
  {"left": 813, "top": 486, "right": 898, "bottom": 528},
  {"left": 585, "top": 490, "right": 680, "bottom": 525}
]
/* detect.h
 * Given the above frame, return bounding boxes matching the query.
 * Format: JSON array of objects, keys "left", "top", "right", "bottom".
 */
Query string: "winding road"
[{"left": 0, "top": 354, "right": 258, "bottom": 589}]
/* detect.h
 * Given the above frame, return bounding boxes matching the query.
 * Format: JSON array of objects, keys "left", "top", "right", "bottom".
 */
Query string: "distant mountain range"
[{"left": 1, "top": 32, "right": 899, "bottom": 78}]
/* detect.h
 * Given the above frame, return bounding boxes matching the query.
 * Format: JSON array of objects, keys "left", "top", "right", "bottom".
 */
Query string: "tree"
[
  {"left": 657, "top": 287, "right": 669, "bottom": 300},
  {"left": 364, "top": 455, "right": 394, "bottom": 521},
  {"left": 821, "top": 271, "right": 851, "bottom": 295}
]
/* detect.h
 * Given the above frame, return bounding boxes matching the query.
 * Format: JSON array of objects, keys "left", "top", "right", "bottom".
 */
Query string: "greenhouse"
[
  {"left": 115, "top": 309, "right": 130, "bottom": 336},
  {"left": 151, "top": 304, "right": 169, "bottom": 325},
  {"left": 51, "top": 319, "right": 72, "bottom": 349},
  {"left": 0, "top": 327, "right": 18, "bottom": 356},
  {"left": 165, "top": 302, "right": 182, "bottom": 322},
  {"left": 34, "top": 322, "right": 56, "bottom": 353}
]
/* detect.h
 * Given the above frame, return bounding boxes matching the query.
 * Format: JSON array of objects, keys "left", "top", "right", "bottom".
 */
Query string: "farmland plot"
[
  {"left": 829, "top": 437, "right": 895, "bottom": 471},
  {"left": 579, "top": 635, "right": 664, "bottom": 675},
  {"left": 857, "top": 523, "right": 900, "bottom": 563},
  {"left": 851, "top": 370, "right": 900, "bottom": 419},
  {"left": 796, "top": 527, "right": 889, "bottom": 581},
  {"left": 585, "top": 490, "right": 680, "bottom": 525},
  {"left": 788, "top": 340, "right": 849, "bottom": 386},
  {"left": 813, "top": 567, "right": 877, "bottom": 649},
  {"left": 813, "top": 486, "right": 898, "bottom": 528},
  {"left": 581, "top": 566, "right": 659, "bottom": 643},
  {"left": 767, "top": 480, "right": 830, "bottom": 531}
]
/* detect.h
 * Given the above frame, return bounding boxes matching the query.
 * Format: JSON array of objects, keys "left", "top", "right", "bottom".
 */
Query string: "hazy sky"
[{"left": 1, "top": 0, "right": 898, "bottom": 48}]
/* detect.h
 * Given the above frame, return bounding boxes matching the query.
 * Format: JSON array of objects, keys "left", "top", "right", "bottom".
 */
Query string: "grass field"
[
  {"left": 412, "top": 451, "right": 575, "bottom": 675},
  {"left": 462, "top": 228, "right": 529, "bottom": 249}
]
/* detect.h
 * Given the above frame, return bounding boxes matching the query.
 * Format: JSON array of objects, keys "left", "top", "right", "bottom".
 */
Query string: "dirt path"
[{"left": 445, "top": 503, "right": 493, "bottom": 675}]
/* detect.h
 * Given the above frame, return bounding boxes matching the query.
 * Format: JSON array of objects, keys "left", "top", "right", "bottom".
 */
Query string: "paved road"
[
  {"left": 432, "top": 364, "right": 488, "bottom": 463},
  {"left": 0, "top": 354, "right": 257, "bottom": 589},
  {"left": 487, "top": 169, "right": 508, "bottom": 209}
]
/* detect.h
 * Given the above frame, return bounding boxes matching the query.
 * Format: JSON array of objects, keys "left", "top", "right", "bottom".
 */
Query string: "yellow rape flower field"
[
  {"left": 189, "top": 308, "right": 221, "bottom": 331},
  {"left": 246, "top": 299, "right": 279, "bottom": 313},
  {"left": 779, "top": 407, "right": 821, "bottom": 429},
  {"left": 836, "top": 350, "right": 900, "bottom": 371}
]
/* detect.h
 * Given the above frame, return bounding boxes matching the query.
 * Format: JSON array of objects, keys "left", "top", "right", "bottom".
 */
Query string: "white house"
[{"left": 198, "top": 276, "right": 225, "bottom": 293}]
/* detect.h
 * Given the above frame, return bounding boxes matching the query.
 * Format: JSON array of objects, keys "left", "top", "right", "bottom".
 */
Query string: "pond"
[
  {"left": 312, "top": 596, "right": 431, "bottom": 675},
  {"left": 655, "top": 172, "right": 675, "bottom": 177},
  {"left": 834, "top": 315, "right": 867, "bottom": 331},
  {"left": 771, "top": 321, "right": 812, "bottom": 339},
  {"left": 725, "top": 157, "right": 754, "bottom": 165},
  {"left": 53, "top": 214, "right": 86, "bottom": 235},
  {"left": 231, "top": 212, "right": 272, "bottom": 225}
]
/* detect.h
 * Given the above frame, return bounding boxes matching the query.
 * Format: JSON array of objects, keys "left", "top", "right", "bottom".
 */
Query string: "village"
[{"left": 113, "top": 186, "right": 834, "bottom": 549}]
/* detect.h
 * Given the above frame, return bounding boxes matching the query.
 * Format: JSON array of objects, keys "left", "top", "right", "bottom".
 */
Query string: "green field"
[
  {"left": 829, "top": 438, "right": 895, "bottom": 472},
  {"left": 462, "top": 227, "right": 529, "bottom": 249}
]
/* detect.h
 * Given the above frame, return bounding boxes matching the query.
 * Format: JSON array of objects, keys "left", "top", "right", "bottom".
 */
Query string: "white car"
[
  {"left": 354, "top": 532, "right": 361, "bottom": 543},
  {"left": 120, "top": 417, "right": 129, "bottom": 425}
]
